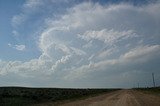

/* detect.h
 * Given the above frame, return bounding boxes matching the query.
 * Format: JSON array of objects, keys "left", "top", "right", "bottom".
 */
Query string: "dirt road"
[{"left": 59, "top": 90, "right": 160, "bottom": 106}]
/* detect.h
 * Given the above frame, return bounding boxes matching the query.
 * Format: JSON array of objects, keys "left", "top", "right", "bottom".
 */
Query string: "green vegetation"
[
  {"left": 134, "top": 87, "right": 160, "bottom": 96},
  {"left": 0, "top": 87, "right": 119, "bottom": 106}
]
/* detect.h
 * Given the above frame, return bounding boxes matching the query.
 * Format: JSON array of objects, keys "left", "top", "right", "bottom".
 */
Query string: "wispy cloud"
[
  {"left": 11, "top": 0, "right": 44, "bottom": 27},
  {"left": 8, "top": 43, "right": 26, "bottom": 51},
  {"left": 65, "top": 45, "right": 160, "bottom": 80},
  {"left": 78, "top": 29, "right": 137, "bottom": 45}
]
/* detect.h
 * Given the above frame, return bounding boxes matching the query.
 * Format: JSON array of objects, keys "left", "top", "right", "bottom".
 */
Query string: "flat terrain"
[
  {"left": 0, "top": 87, "right": 118, "bottom": 106},
  {"left": 1, "top": 87, "right": 160, "bottom": 106},
  {"left": 59, "top": 90, "right": 160, "bottom": 106}
]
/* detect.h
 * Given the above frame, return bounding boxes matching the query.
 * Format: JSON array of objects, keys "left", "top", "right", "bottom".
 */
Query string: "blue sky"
[{"left": 0, "top": 0, "right": 160, "bottom": 88}]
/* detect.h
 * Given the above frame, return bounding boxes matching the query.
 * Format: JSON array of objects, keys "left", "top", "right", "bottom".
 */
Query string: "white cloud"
[
  {"left": 70, "top": 47, "right": 86, "bottom": 56},
  {"left": 8, "top": 43, "right": 26, "bottom": 51},
  {"left": 97, "top": 47, "right": 116, "bottom": 59},
  {"left": 23, "top": 0, "right": 43, "bottom": 9},
  {"left": 51, "top": 55, "right": 71, "bottom": 71},
  {"left": 12, "top": 30, "right": 19, "bottom": 37},
  {"left": 12, "top": 14, "right": 26, "bottom": 27},
  {"left": 121, "top": 45, "right": 160, "bottom": 63},
  {"left": 40, "top": 2, "right": 160, "bottom": 86},
  {"left": 1, "top": 2, "right": 160, "bottom": 87},
  {"left": 8, "top": 43, "right": 11, "bottom": 47},
  {"left": 82, "top": 41, "right": 92, "bottom": 48},
  {"left": 11, "top": 0, "right": 73, "bottom": 28},
  {"left": 65, "top": 45, "right": 160, "bottom": 80},
  {"left": 15, "top": 45, "right": 26, "bottom": 51},
  {"left": 78, "top": 29, "right": 137, "bottom": 45},
  {"left": 11, "top": 0, "right": 44, "bottom": 27}
]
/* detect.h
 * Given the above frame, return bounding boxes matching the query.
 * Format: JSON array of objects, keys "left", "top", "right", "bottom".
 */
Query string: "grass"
[
  {"left": 0, "top": 87, "right": 120, "bottom": 106},
  {"left": 133, "top": 86, "right": 160, "bottom": 96}
]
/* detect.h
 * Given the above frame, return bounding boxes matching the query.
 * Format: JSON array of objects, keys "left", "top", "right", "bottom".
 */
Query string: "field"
[
  {"left": 0, "top": 87, "right": 119, "bottom": 106},
  {"left": 134, "top": 86, "right": 160, "bottom": 96}
]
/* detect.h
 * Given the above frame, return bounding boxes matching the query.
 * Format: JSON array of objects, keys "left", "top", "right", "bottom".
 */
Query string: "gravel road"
[{"left": 59, "top": 90, "right": 160, "bottom": 106}]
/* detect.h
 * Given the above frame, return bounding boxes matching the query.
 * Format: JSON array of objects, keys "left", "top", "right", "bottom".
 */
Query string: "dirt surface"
[{"left": 58, "top": 90, "right": 160, "bottom": 106}]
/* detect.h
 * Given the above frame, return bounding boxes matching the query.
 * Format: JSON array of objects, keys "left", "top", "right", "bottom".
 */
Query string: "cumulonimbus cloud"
[{"left": 1, "top": 1, "right": 160, "bottom": 87}]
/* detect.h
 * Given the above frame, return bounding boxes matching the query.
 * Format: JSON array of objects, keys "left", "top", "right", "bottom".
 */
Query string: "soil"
[{"left": 58, "top": 90, "right": 160, "bottom": 106}]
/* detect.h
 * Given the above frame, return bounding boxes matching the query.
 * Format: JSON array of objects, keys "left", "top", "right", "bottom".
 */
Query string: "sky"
[{"left": 0, "top": 0, "right": 160, "bottom": 88}]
